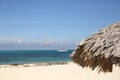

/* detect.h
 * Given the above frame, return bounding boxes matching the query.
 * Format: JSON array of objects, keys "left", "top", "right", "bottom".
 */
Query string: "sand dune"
[{"left": 0, "top": 62, "right": 120, "bottom": 80}]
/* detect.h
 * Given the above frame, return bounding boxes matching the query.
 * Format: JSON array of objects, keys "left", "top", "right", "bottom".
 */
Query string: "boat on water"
[
  {"left": 57, "top": 40, "right": 68, "bottom": 52},
  {"left": 57, "top": 49, "right": 68, "bottom": 52}
]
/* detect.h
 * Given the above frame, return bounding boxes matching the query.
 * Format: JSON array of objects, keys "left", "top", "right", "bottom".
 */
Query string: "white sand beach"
[{"left": 0, "top": 62, "right": 120, "bottom": 80}]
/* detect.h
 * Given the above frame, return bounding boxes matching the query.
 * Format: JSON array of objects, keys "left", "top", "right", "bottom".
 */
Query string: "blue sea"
[{"left": 0, "top": 50, "right": 73, "bottom": 65}]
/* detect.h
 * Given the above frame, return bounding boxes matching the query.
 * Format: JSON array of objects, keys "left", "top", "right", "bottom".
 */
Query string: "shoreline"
[{"left": 0, "top": 62, "right": 71, "bottom": 68}]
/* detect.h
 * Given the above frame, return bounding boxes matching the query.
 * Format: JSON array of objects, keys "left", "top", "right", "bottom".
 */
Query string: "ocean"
[{"left": 0, "top": 50, "right": 73, "bottom": 65}]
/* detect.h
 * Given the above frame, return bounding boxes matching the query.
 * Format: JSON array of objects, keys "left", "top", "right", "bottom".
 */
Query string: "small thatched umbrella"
[{"left": 70, "top": 21, "right": 120, "bottom": 73}]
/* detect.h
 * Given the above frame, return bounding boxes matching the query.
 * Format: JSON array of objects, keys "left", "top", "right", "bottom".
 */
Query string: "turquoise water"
[{"left": 0, "top": 50, "right": 73, "bottom": 64}]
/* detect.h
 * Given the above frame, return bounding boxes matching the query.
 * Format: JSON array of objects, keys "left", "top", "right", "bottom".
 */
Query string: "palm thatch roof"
[{"left": 70, "top": 21, "right": 120, "bottom": 73}]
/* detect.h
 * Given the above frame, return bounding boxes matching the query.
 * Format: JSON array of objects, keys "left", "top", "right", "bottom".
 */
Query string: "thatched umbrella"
[{"left": 70, "top": 21, "right": 120, "bottom": 73}]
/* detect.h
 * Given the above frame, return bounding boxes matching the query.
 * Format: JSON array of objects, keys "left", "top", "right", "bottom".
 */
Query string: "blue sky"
[{"left": 0, "top": 0, "right": 120, "bottom": 50}]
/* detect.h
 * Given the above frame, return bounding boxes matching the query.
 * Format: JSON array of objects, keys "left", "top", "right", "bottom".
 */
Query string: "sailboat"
[
  {"left": 57, "top": 49, "right": 68, "bottom": 52},
  {"left": 57, "top": 41, "right": 68, "bottom": 52}
]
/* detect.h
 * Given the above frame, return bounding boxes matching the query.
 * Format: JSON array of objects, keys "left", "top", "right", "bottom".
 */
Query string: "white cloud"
[
  {"left": 0, "top": 36, "right": 24, "bottom": 44},
  {"left": 17, "top": 40, "right": 22, "bottom": 44},
  {"left": 44, "top": 40, "right": 54, "bottom": 44}
]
